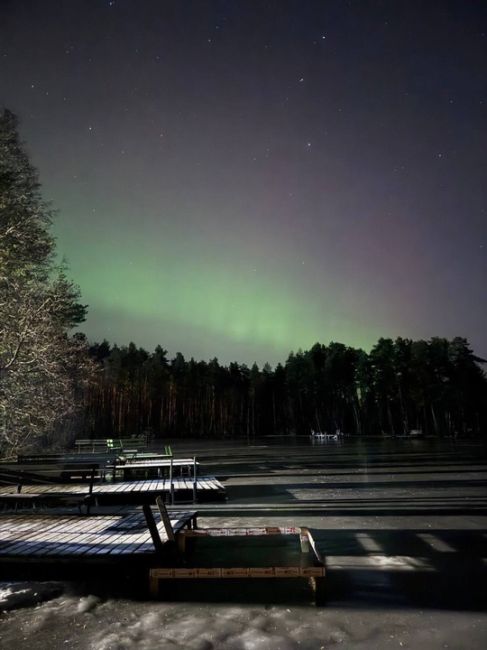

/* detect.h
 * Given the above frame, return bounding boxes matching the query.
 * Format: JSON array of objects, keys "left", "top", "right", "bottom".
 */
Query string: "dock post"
[
  {"left": 149, "top": 573, "right": 159, "bottom": 597},
  {"left": 170, "top": 457, "right": 174, "bottom": 505},
  {"left": 313, "top": 576, "right": 327, "bottom": 606},
  {"left": 16, "top": 473, "right": 23, "bottom": 494},
  {"left": 192, "top": 456, "right": 197, "bottom": 504},
  {"left": 85, "top": 465, "right": 96, "bottom": 515}
]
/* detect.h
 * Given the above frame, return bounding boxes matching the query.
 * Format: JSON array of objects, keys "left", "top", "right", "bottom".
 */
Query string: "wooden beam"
[
  {"left": 155, "top": 496, "right": 175, "bottom": 542},
  {"left": 150, "top": 566, "right": 325, "bottom": 579},
  {"left": 142, "top": 504, "right": 164, "bottom": 554},
  {"left": 182, "top": 526, "right": 301, "bottom": 537}
]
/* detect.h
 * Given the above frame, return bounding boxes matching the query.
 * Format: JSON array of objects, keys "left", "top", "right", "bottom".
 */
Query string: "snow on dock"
[
  {"left": 0, "top": 476, "right": 225, "bottom": 505},
  {"left": 0, "top": 509, "right": 193, "bottom": 560}
]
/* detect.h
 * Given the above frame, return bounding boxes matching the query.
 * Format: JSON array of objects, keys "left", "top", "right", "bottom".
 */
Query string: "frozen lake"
[{"left": 1, "top": 437, "right": 486, "bottom": 649}]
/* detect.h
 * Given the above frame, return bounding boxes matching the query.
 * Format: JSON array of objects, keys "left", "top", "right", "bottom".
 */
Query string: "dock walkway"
[
  {"left": 0, "top": 476, "right": 225, "bottom": 505},
  {"left": 0, "top": 509, "right": 193, "bottom": 560}
]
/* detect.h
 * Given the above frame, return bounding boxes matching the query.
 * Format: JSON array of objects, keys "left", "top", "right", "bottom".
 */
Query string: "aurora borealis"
[{"left": 1, "top": 1, "right": 486, "bottom": 365}]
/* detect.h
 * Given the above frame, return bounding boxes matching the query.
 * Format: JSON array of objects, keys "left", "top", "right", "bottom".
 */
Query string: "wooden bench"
[
  {"left": 118, "top": 436, "right": 152, "bottom": 448},
  {"left": 74, "top": 438, "right": 124, "bottom": 453},
  {"left": 0, "top": 465, "right": 102, "bottom": 514},
  {"left": 0, "top": 491, "right": 95, "bottom": 514},
  {"left": 12, "top": 458, "right": 109, "bottom": 481},
  {"left": 17, "top": 452, "right": 116, "bottom": 465},
  {"left": 143, "top": 496, "right": 198, "bottom": 549},
  {"left": 146, "top": 498, "right": 326, "bottom": 605},
  {"left": 17, "top": 454, "right": 66, "bottom": 464}
]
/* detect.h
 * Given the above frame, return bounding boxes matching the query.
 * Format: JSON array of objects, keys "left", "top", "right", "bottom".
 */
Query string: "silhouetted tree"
[{"left": 0, "top": 109, "right": 93, "bottom": 455}]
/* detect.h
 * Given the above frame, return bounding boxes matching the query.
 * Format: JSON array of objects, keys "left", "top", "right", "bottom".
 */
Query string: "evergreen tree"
[{"left": 0, "top": 109, "right": 93, "bottom": 454}]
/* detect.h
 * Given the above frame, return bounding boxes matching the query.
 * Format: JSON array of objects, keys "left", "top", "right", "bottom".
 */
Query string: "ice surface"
[{"left": 0, "top": 581, "right": 63, "bottom": 611}]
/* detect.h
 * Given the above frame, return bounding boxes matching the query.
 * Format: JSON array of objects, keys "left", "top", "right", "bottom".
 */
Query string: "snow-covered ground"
[
  {"left": 1, "top": 588, "right": 486, "bottom": 649},
  {"left": 1, "top": 438, "right": 486, "bottom": 649}
]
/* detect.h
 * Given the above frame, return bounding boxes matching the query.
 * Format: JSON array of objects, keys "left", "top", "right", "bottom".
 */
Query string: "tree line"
[{"left": 83, "top": 336, "right": 487, "bottom": 440}]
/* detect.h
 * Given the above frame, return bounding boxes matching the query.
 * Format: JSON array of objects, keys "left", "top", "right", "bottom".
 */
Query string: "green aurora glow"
[{"left": 55, "top": 217, "right": 380, "bottom": 364}]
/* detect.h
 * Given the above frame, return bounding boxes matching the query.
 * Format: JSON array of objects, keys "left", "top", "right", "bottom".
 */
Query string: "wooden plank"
[
  {"left": 0, "top": 514, "right": 120, "bottom": 557},
  {"left": 1, "top": 475, "right": 224, "bottom": 513},
  {"left": 183, "top": 526, "right": 301, "bottom": 538},
  {"left": 155, "top": 496, "right": 175, "bottom": 542},
  {"left": 150, "top": 566, "right": 326, "bottom": 579},
  {"left": 142, "top": 503, "right": 163, "bottom": 554},
  {"left": 108, "top": 529, "right": 151, "bottom": 555}
]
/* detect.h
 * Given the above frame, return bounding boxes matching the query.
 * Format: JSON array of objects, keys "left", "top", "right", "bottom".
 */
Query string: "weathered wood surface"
[
  {"left": 0, "top": 477, "right": 224, "bottom": 498},
  {"left": 119, "top": 459, "right": 198, "bottom": 469},
  {"left": 0, "top": 509, "right": 196, "bottom": 559},
  {"left": 183, "top": 526, "right": 302, "bottom": 537},
  {"left": 151, "top": 566, "right": 325, "bottom": 578}
]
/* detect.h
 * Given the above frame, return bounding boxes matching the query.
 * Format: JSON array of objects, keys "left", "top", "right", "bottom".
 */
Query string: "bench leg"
[
  {"left": 177, "top": 534, "right": 187, "bottom": 554},
  {"left": 149, "top": 575, "right": 159, "bottom": 597},
  {"left": 299, "top": 531, "right": 310, "bottom": 553},
  {"left": 312, "top": 576, "right": 327, "bottom": 606}
]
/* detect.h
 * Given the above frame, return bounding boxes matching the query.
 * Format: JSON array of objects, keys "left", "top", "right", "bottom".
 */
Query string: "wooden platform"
[
  {"left": 149, "top": 523, "right": 326, "bottom": 605},
  {"left": 0, "top": 495, "right": 326, "bottom": 604},
  {"left": 0, "top": 476, "right": 225, "bottom": 506},
  {"left": 0, "top": 509, "right": 195, "bottom": 560}
]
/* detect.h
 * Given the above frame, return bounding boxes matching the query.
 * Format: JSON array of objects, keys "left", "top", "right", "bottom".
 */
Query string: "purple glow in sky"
[{"left": 1, "top": 0, "right": 486, "bottom": 364}]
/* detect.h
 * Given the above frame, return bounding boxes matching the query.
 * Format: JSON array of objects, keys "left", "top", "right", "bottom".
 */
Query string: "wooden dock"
[
  {"left": 0, "top": 496, "right": 326, "bottom": 604},
  {"left": 0, "top": 509, "right": 193, "bottom": 560},
  {"left": 0, "top": 476, "right": 225, "bottom": 506}
]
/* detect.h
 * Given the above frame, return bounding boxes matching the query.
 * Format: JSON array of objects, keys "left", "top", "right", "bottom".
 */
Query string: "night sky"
[{"left": 1, "top": 0, "right": 486, "bottom": 365}]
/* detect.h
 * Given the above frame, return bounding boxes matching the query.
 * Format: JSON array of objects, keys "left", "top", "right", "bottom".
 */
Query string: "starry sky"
[{"left": 1, "top": 0, "right": 486, "bottom": 365}]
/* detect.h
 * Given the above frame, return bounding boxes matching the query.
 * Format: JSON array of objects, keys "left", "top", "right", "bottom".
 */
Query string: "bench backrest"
[{"left": 17, "top": 454, "right": 66, "bottom": 464}]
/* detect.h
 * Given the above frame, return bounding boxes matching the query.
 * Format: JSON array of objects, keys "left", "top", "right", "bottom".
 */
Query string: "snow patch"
[{"left": 76, "top": 594, "right": 100, "bottom": 613}]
